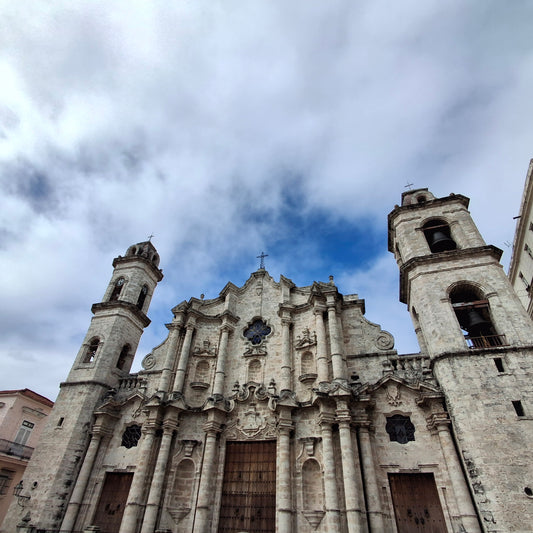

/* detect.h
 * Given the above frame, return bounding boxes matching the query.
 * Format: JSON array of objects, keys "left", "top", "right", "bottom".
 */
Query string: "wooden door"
[
  {"left": 389, "top": 473, "right": 447, "bottom": 533},
  {"left": 218, "top": 440, "right": 276, "bottom": 533},
  {"left": 92, "top": 472, "right": 133, "bottom": 533}
]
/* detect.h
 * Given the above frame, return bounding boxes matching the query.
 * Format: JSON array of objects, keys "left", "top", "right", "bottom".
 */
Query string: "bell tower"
[
  {"left": 4, "top": 241, "right": 163, "bottom": 532},
  {"left": 388, "top": 189, "right": 533, "bottom": 530}
]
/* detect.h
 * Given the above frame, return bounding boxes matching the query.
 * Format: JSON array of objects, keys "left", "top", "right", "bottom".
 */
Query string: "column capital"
[
  {"left": 318, "top": 413, "right": 336, "bottom": 427},
  {"left": 165, "top": 321, "right": 183, "bottom": 332},
  {"left": 203, "top": 420, "right": 222, "bottom": 435},
  {"left": 426, "top": 412, "right": 451, "bottom": 431},
  {"left": 335, "top": 407, "right": 353, "bottom": 426},
  {"left": 314, "top": 304, "right": 327, "bottom": 315}
]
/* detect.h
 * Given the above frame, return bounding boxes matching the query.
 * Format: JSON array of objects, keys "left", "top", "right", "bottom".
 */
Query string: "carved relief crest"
[
  {"left": 295, "top": 327, "right": 317, "bottom": 349},
  {"left": 386, "top": 383, "right": 402, "bottom": 406},
  {"left": 193, "top": 339, "right": 217, "bottom": 357}
]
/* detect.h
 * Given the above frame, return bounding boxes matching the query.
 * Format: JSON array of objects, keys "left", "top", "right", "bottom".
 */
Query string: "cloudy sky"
[{"left": 1, "top": 1, "right": 532, "bottom": 401}]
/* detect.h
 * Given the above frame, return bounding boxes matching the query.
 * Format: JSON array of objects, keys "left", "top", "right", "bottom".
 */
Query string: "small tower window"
[
  {"left": 109, "top": 277, "right": 125, "bottom": 301},
  {"left": 121, "top": 425, "right": 142, "bottom": 448},
  {"left": 386, "top": 414, "right": 415, "bottom": 444},
  {"left": 450, "top": 285, "right": 503, "bottom": 348},
  {"left": 422, "top": 219, "right": 457, "bottom": 253},
  {"left": 512, "top": 401, "right": 525, "bottom": 417},
  {"left": 137, "top": 285, "right": 148, "bottom": 310},
  {"left": 84, "top": 338, "right": 100, "bottom": 363},
  {"left": 116, "top": 344, "right": 130, "bottom": 370},
  {"left": 494, "top": 357, "right": 505, "bottom": 373}
]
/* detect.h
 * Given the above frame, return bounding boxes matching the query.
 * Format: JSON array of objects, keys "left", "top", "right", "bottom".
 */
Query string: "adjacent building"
[
  {"left": 508, "top": 159, "right": 533, "bottom": 317},
  {"left": 3, "top": 188, "right": 533, "bottom": 533},
  {"left": 0, "top": 389, "right": 53, "bottom": 527}
]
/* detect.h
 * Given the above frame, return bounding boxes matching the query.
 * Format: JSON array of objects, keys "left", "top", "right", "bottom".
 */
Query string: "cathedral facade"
[{"left": 3, "top": 189, "right": 533, "bottom": 533}]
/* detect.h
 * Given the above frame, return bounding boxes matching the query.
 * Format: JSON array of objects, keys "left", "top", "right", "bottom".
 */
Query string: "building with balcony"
[{"left": 0, "top": 389, "right": 53, "bottom": 526}]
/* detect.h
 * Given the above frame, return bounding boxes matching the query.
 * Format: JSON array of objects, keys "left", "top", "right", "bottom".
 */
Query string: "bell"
[
  {"left": 428, "top": 230, "right": 456, "bottom": 253},
  {"left": 462, "top": 309, "right": 491, "bottom": 336}
]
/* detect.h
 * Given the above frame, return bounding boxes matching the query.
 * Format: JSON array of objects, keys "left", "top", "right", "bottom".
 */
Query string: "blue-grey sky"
[{"left": 1, "top": 1, "right": 532, "bottom": 400}]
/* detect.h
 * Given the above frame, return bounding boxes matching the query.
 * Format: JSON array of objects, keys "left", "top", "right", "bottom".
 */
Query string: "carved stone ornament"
[
  {"left": 243, "top": 344, "right": 268, "bottom": 357},
  {"left": 224, "top": 412, "right": 278, "bottom": 440},
  {"left": 193, "top": 340, "right": 217, "bottom": 357},
  {"left": 230, "top": 382, "right": 278, "bottom": 411},
  {"left": 167, "top": 507, "right": 191, "bottom": 523},
  {"left": 141, "top": 353, "right": 156, "bottom": 370},
  {"left": 302, "top": 510, "right": 325, "bottom": 530},
  {"left": 295, "top": 328, "right": 317, "bottom": 349},
  {"left": 386, "top": 383, "right": 402, "bottom": 406},
  {"left": 376, "top": 331, "right": 394, "bottom": 350}
]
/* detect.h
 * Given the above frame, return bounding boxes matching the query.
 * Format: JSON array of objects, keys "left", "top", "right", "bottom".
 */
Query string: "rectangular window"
[
  {"left": 512, "top": 400, "right": 525, "bottom": 417},
  {"left": 14, "top": 420, "right": 35, "bottom": 446},
  {"left": 0, "top": 470, "right": 13, "bottom": 495},
  {"left": 494, "top": 358, "right": 505, "bottom": 373},
  {"left": 529, "top": 222, "right": 533, "bottom": 231}
]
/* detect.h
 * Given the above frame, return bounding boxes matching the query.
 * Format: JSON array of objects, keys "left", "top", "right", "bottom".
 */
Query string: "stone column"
[
  {"left": 172, "top": 318, "right": 196, "bottom": 394},
  {"left": 280, "top": 317, "right": 292, "bottom": 394},
  {"left": 140, "top": 417, "right": 178, "bottom": 533},
  {"left": 212, "top": 325, "right": 231, "bottom": 397},
  {"left": 194, "top": 420, "right": 222, "bottom": 533},
  {"left": 357, "top": 423, "right": 384, "bottom": 532},
  {"left": 336, "top": 402, "right": 366, "bottom": 533},
  {"left": 61, "top": 431, "right": 104, "bottom": 532},
  {"left": 158, "top": 322, "right": 183, "bottom": 395},
  {"left": 327, "top": 302, "right": 346, "bottom": 382},
  {"left": 314, "top": 307, "right": 329, "bottom": 383},
  {"left": 277, "top": 409, "right": 293, "bottom": 532},
  {"left": 319, "top": 414, "right": 341, "bottom": 531},
  {"left": 119, "top": 424, "right": 157, "bottom": 533},
  {"left": 432, "top": 414, "right": 481, "bottom": 532}
]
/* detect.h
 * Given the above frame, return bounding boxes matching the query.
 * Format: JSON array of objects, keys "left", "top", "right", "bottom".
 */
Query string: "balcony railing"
[
  {"left": 0, "top": 438, "right": 34, "bottom": 460},
  {"left": 465, "top": 334, "right": 507, "bottom": 349}
]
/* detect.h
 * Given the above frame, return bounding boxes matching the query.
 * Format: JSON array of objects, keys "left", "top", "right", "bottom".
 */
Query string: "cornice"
[
  {"left": 91, "top": 301, "right": 151, "bottom": 328},
  {"left": 112, "top": 254, "right": 163, "bottom": 281},
  {"left": 399, "top": 245, "right": 503, "bottom": 303}
]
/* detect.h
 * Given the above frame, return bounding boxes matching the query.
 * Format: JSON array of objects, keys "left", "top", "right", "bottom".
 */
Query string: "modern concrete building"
[
  {"left": 3, "top": 190, "right": 533, "bottom": 533},
  {"left": 0, "top": 389, "right": 53, "bottom": 527}
]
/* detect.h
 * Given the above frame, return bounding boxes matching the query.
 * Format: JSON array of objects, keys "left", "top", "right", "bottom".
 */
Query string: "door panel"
[
  {"left": 389, "top": 473, "right": 447, "bottom": 533},
  {"left": 218, "top": 441, "right": 276, "bottom": 533},
  {"left": 93, "top": 472, "right": 133, "bottom": 533}
]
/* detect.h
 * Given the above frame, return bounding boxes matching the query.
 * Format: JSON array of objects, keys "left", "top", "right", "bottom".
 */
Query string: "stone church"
[{"left": 3, "top": 188, "right": 533, "bottom": 533}]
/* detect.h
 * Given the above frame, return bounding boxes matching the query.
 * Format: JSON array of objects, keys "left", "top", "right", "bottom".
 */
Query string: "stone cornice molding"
[
  {"left": 91, "top": 301, "right": 151, "bottom": 328},
  {"left": 398, "top": 245, "right": 503, "bottom": 303},
  {"left": 112, "top": 254, "right": 164, "bottom": 281}
]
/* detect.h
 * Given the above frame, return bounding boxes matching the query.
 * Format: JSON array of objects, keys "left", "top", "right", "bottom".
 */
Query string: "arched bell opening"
[
  {"left": 450, "top": 285, "right": 505, "bottom": 348},
  {"left": 422, "top": 219, "right": 457, "bottom": 253}
]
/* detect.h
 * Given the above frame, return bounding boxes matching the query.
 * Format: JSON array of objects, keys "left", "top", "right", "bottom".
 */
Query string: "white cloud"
[{"left": 1, "top": 1, "right": 532, "bottom": 399}]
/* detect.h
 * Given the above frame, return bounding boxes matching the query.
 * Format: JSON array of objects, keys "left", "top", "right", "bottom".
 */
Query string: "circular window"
[{"left": 244, "top": 319, "right": 271, "bottom": 345}]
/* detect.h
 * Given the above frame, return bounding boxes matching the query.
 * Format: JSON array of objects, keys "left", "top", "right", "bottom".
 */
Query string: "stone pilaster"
[
  {"left": 319, "top": 412, "right": 341, "bottom": 531},
  {"left": 429, "top": 413, "right": 481, "bottom": 532},
  {"left": 140, "top": 414, "right": 179, "bottom": 533},
  {"left": 158, "top": 321, "right": 183, "bottom": 395},
  {"left": 357, "top": 421, "right": 384, "bottom": 532},
  {"left": 314, "top": 306, "right": 329, "bottom": 383},
  {"left": 326, "top": 300, "right": 346, "bottom": 382},
  {"left": 212, "top": 324, "right": 232, "bottom": 397},
  {"left": 280, "top": 316, "right": 293, "bottom": 394},
  {"left": 336, "top": 401, "right": 367, "bottom": 533},
  {"left": 61, "top": 428, "right": 106, "bottom": 532},
  {"left": 118, "top": 423, "right": 157, "bottom": 533},
  {"left": 194, "top": 416, "right": 223, "bottom": 532},
  {"left": 172, "top": 318, "right": 196, "bottom": 394},
  {"left": 276, "top": 407, "right": 294, "bottom": 532}
]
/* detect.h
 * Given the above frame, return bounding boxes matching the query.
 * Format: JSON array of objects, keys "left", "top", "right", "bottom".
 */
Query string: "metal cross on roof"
[
  {"left": 256, "top": 251, "right": 269, "bottom": 269},
  {"left": 147, "top": 234, "right": 154, "bottom": 242},
  {"left": 404, "top": 182, "right": 414, "bottom": 190}
]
